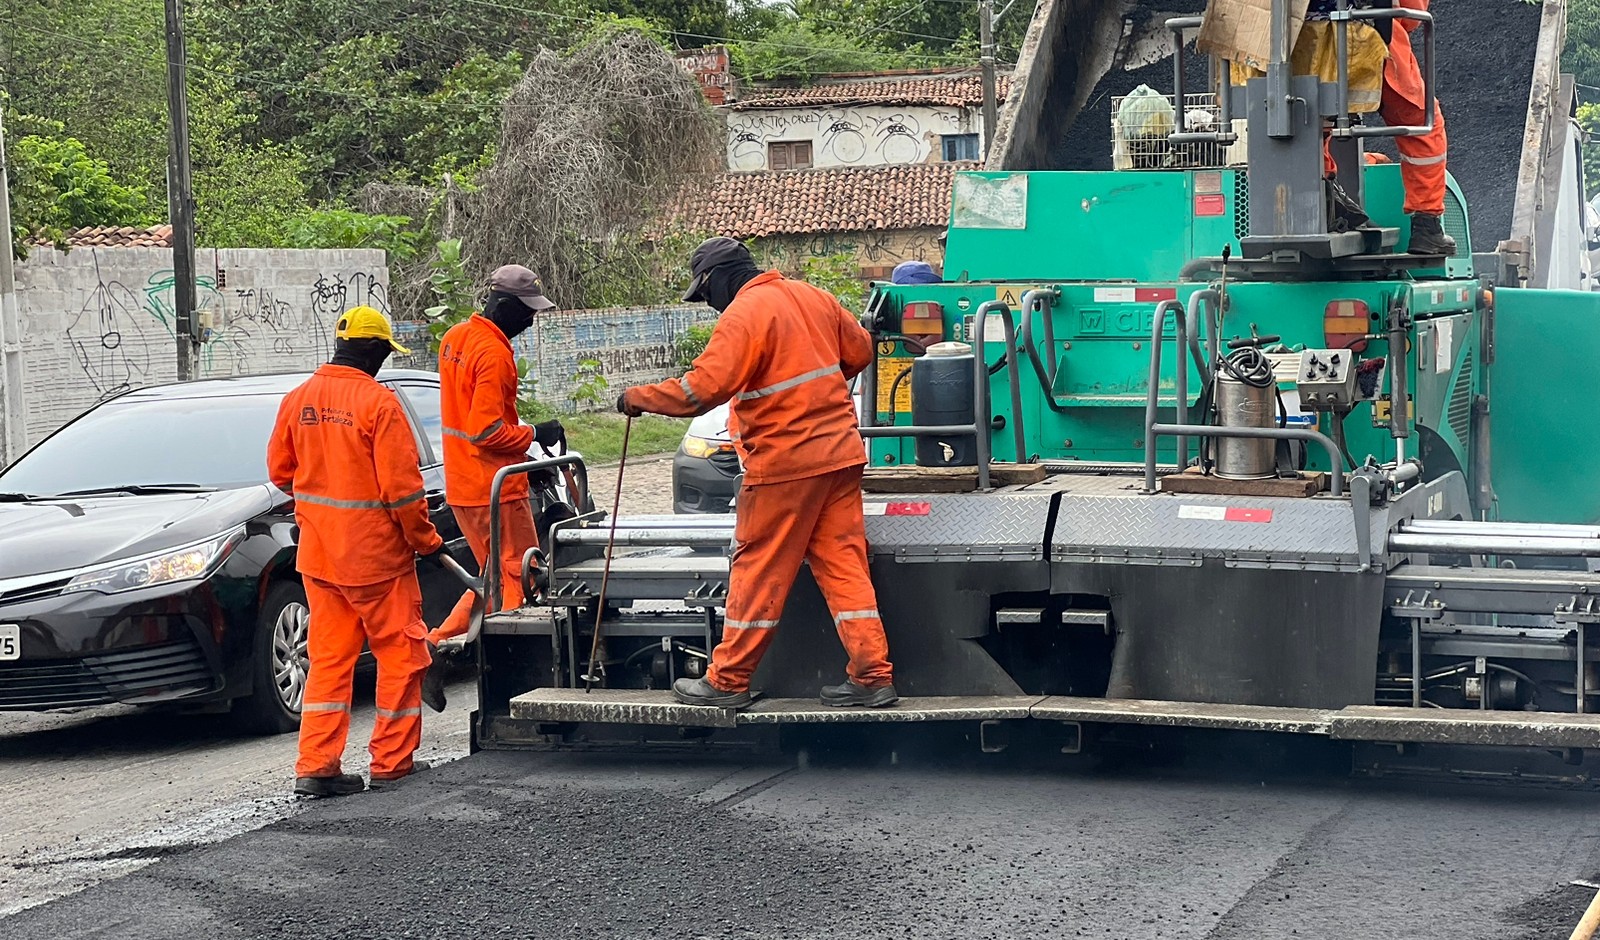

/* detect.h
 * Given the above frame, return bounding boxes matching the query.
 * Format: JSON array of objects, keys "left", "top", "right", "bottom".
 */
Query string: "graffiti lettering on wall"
[
  {"left": 728, "top": 105, "right": 969, "bottom": 170},
  {"left": 64, "top": 249, "right": 391, "bottom": 398},
  {"left": 532, "top": 306, "right": 720, "bottom": 410}
]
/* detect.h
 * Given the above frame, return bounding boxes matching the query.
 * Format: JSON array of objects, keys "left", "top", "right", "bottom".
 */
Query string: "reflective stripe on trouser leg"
[
  {"left": 297, "top": 578, "right": 366, "bottom": 777},
  {"left": 428, "top": 499, "right": 538, "bottom": 645},
  {"left": 706, "top": 476, "right": 826, "bottom": 693},
  {"left": 804, "top": 465, "right": 893, "bottom": 687},
  {"left": 343, "top": 572, "right": 430, "bottom": 777},
  {"left": 1381, "top": 87, "right": 1448, "bottom": 216}
]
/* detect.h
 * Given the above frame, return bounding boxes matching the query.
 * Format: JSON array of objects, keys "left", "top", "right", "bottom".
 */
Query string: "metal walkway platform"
[{"left": 507, "top": 688, "right": 1600, "bottom": 747}]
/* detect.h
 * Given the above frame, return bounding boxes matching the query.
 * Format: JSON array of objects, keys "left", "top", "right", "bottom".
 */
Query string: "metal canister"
[
  {"left": 1211, "top": 372, "right": 1276, "bottom": 480},
  {"left": 910, "top": 341, "right": 977, "bottom": 467}
]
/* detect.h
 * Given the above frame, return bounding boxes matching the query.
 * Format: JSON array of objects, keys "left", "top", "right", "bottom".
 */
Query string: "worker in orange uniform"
[
  {"left": 426, "top": 264, "right": 556, "bottom": 711},
  {"left": 618, "top": 237, "right": 896, "bottom": 709},
  {"left": 1379, "top": 0, "right": 1455, "bottom": 256},
  {"left": 267, "top": 307, "right": 447, "bottom": 798}
]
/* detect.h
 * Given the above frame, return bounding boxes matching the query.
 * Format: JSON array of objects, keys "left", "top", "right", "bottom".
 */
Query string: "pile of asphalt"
[{"left": 1045, "top": 0, "right": 1543, "bottom": 251}]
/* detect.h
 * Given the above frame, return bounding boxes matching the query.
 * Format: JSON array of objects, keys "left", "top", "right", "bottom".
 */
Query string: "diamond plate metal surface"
[
  {"left": 863, "top": 492, "right": 1053, "bottom": 553},
  {"left": 1051, "top": 490, "right": 1389, "bottom": 568}
]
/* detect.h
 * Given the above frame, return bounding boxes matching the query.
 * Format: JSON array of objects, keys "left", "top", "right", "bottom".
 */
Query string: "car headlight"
[
  {"left": 681, "top": 435, "right": 734, "bottom": 459},
  {"left": 62, "top": 527, "right": 244, "bottom": 595}
]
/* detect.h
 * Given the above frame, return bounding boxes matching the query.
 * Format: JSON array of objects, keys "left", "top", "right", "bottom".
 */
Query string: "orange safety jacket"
[
  {"left": 628, "top": 271, "right": 872, "bottom": 486},
  {"left": 267, "top": 364, "right": 442, "bottom": 586},
  {"left": 438, "top": 314, "right": 536, "bottom": 506},
  {"left": 1385, "top": 0, "right": 1428, "bottom": 108}
]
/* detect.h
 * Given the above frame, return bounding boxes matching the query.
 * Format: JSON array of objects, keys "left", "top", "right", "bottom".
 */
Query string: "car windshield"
[{"left": 0, "top": 392, "right": 283, "bottom": 496}]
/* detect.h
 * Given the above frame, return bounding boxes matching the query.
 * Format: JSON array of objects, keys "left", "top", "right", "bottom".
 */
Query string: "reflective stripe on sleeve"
[
  {"left": 442, "top": 418, "right": 505, "bottom": 444},
  {"left": 833, "top": 609, "right": 881, "bottom": 625},
  {"left": 736, "top": 364, "right": 842, "bottom": 401},
  {"left": 724, "top": 617, "right": 781, "bottom": 630},
  {"left": 680, "top": 376, "right": 702, "bottom": 409},
  {"left": 1399, "top": 153, "right": 1446, "bottom": 166},
  {"left": 294, "top": 489, "right": 425, "bottom": 511},
  {"left": 302, "top": 701, "right": 350, "bottom": 713}
]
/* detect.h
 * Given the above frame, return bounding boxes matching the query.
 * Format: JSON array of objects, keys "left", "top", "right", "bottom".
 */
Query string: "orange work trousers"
[
  {"left": 1380, "top": 84, "right": 1447, "bottom": 216},
  {"left": 706, "top": 464, "right": 894, "bottom": 694},
  {"left": 428, "top": 498, "right": 538, "bottom": 645},
  {"left": 297, "top": 573, "right": 430, "bottom": 779}
]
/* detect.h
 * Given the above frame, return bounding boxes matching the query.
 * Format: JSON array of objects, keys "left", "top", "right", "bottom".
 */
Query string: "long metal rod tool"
[{"left": 583, "top": 415, "right": 632, "bottom": 691}]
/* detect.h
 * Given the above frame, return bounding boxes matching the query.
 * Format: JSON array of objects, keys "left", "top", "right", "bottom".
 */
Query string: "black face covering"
[
  {"left": 484, "top": 290, "right": 536, "bottom": 340},
  {"left": 331, "top": 337, "right": 393, "bottom": 377},
  {"left": 702, "top": 259, "right": 763, "bottom": 312}
]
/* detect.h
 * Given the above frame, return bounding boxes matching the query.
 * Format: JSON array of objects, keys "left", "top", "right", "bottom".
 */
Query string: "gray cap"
[
  {"left": 490, "top": 264, "right": 557, "bottom": 312},
  {"left": 681, "top": 236, "right": 753, "bottom": 302}
]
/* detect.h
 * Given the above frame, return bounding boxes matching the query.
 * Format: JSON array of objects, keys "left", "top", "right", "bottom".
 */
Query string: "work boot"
[
  {"left": 1327, "top": 180, "right": 1374, "bottom": 233},
  {"left": 369, "top": 760, "right": 431, "bottom": 789},
  {"left": 422, "top": 642, "right": 447, "bottom": 713},
  {"left": 294, "top": 773, "right": 366, "bottom": 798},
  {"left": 671, "top": 676, "right": 751, "bottom": 709},
  {"left": 1407, "top": 213, "right": 1457, "bottom": 256},
  {"left": 820, "top": 679, "right": 899, "bottom": 708}
]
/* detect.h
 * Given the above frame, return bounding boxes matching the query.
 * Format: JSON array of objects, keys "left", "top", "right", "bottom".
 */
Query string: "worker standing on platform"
[
  {"left": 1379, "top": 0, "right": 1455, "bottom": 256},
  {"left": 267, "top": 307, "right": 445, "bottom": 797},
  {"left": 618, "top": 237, "right": 897, "bottom": 710},
  {"left": 427, "top": 265, "right": 557, "bottom": 712}
]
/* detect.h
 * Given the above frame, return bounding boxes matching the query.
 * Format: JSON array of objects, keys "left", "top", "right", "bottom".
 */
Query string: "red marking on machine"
[
  {"left": 1223, "top": 508, "right": 1274, "bottom": 523},
  {"left": 1194, "top": 194, "right": 1227, "bottom": 216},
  {"left": 885, "top": 501, "right": 931, "bottom": 516},
  {"left": 1135, "top": 288, "right": 1178, "bottom": 302}
]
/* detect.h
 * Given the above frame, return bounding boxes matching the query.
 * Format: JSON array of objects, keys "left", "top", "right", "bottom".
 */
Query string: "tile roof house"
[{"left": 30, "top": 225, "right": 174, "bottom": 249}]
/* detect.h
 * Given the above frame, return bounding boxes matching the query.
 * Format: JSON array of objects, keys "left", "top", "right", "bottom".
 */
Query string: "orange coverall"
[
  {"left": 625, "top": 271, "right": 893, "bottom": 694},
  {"left": 1381, "top": 0, "right": 1447, "bottom": 215},
  {"left": 433, "top": 314, "right": 540, "bottom": 644},
  {"left": 267, "top": 364, "right": 442, "bottom": 780}
]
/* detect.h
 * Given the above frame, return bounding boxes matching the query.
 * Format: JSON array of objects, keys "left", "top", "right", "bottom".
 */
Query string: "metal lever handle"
[{"left": 436, "top": 555, "right": 486, "bottom": 653}]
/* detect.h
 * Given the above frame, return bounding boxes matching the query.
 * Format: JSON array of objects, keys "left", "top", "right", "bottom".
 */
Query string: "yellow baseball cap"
[{"left": 335, "top": 306, "right": 409, "bottom": 354}]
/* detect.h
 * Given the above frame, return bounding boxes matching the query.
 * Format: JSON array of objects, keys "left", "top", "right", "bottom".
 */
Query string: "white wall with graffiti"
[
  {"left": 11, "top": 246, "right": 392, "bottom": 447},
  {"left": 727, "top": 104, "right": 981, "bottom": 172}
]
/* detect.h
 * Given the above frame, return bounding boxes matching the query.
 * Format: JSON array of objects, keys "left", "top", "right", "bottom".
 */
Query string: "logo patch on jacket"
[{"left": 299, "top": 406, "right": 319, "bottom": 426}]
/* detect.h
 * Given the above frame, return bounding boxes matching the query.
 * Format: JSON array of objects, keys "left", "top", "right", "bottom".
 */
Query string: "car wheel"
[{"left": 232, "top": 581, "right": 309, "bottom": 735}]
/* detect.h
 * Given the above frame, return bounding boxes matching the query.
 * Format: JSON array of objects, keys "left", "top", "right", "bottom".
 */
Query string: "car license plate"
[{"left": 0, "top": 623, "right": 17, "bottom": 661}]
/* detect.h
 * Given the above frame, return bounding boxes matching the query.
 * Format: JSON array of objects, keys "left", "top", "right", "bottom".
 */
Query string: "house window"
[
  {"left": 768, "top": 140, "right": 814, "bottom": 171},
  {"left": 941, "top": 133, "right": 980, "bottom": 162}
]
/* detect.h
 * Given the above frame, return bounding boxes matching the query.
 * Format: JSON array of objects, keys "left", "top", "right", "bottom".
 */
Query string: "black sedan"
[{"left": 0, "top": 369, "right": 567, "bottom": 734}]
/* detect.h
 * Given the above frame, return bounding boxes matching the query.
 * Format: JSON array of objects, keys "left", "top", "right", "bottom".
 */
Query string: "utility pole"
[
  {"left": 164, "top": 0, "right": 198, "bottom": 380},
  {"left": 980, "top": 0, "right": 997, "bottom": 159},
  {"left": 0, "top": 109, "right": 28, "bottom": 465}
]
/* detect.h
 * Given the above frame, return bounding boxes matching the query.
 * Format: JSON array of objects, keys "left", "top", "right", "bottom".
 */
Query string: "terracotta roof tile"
[
  {"left": 31, "top": 224, "right": 174, "bottom": 249},
  {"left": 664, "top": 163, "right": 970, "bottom": 239},
  {"left": 731, "top": 74, "right": 1011, "bottom": 110}
]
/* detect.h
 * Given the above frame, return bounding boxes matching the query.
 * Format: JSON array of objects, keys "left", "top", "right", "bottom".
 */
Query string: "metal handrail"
[
  {"left": 485, "top": 454, "right": 590, "bottom": 613},
  {"left": 1148, "top": 423, "right": 1346, "bottom": 496},
  {"left": 1333, "top": 5, "right": 1435, "bottom": 139},
  {"left": 1141, "top": 299, "right": 1192, "bottom": 492},
  {"left": 974, "top": 300, "right": 1030, "bottom": 474},
  {"left": 1166, "top": 15, "right": 1237, "bottom": 145}
]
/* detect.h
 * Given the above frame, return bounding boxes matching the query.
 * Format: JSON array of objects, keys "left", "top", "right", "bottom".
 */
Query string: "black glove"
[
  {"left": 533, "top": 419, "right": 565, "bottom": 451},
  {"left": 617, "top": 392, "right": 643, "bottom": 417},
  {"left": 418, "top": 545, "right": 450, "bottom": 570}
]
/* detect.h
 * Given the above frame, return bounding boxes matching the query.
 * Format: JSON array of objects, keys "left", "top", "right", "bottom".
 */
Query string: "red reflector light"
[{"left": 1324, "top": 299, "right": 1371, "bottom": 350}]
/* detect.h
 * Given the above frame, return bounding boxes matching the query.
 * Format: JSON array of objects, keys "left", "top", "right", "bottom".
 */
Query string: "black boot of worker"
[
  {"left": 294, "top": 773, "right": 366, "bottom": 798},
  {"left": 671, "top": 676, "right": 751, "bottom": 708},
  {"left": 1328, "top": 180, "right": 1374, "bottom": 233},
  {"left": 1407, "top": 213, "right": 1457, "bottom": 256},
  {"left": 820, "top": 680, "right": 899, "bottom": 708},
  {"left": 369, "top": 760, "right": 431, "bottom": 790},
  {"left": 422, "top": 642, "right": 447, "bottom": 713}
]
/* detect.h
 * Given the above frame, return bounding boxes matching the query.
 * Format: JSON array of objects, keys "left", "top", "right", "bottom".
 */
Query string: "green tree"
[{"left": 7, "top": 135, "right": 151, "bottom": 252}]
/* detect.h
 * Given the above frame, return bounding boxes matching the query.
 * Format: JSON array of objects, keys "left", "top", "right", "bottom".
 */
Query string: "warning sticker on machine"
[
  {"left": 863, "top": 501, "right": 932, "bottom": 516},
  {"left": 1094, "top": 287, "right": 1136, "bottom": 303},
  {"left": 1178, "top": 505, "right": 1274, "bottom": 523},
  {"left": 875, "top": 358, "right": 913, "bottom": 414}
]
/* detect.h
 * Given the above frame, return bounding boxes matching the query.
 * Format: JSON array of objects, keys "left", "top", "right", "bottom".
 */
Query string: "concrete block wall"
[
  {"left": 398, "top": 305, "right": 720, "bottom": 413},
  {"left": 10, "top": 246, "right": 392, "bottom": 448}
]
